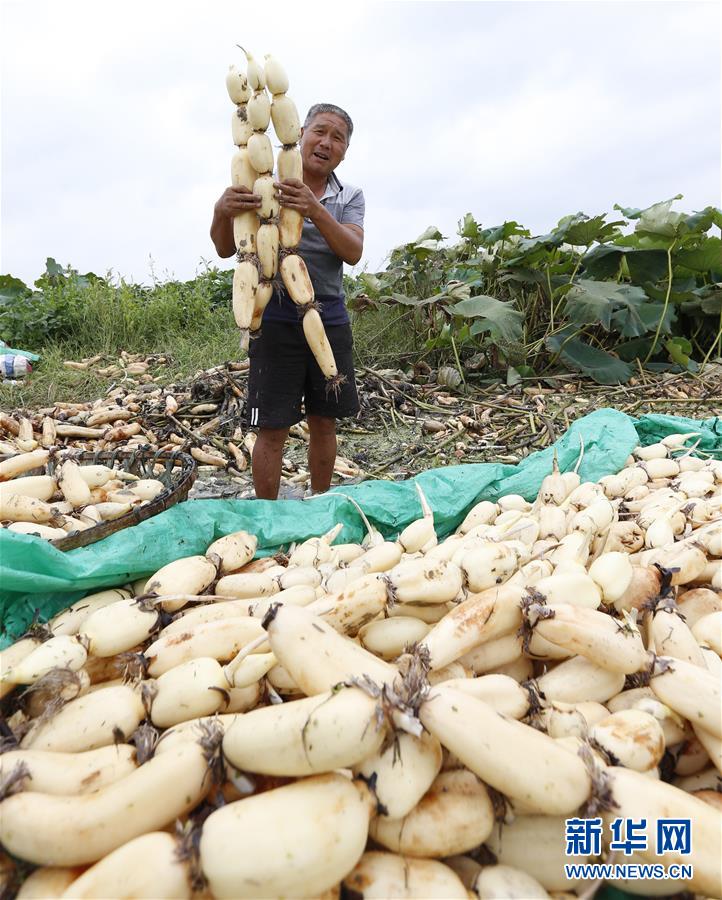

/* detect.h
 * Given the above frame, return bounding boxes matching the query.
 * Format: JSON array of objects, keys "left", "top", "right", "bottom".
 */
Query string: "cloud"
[{"left": 1, "top": 0, "right": 719, "bottom": 286}]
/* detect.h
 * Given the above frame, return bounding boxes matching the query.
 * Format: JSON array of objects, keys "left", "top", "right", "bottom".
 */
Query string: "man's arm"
[
  {"left": 309, "top": 205, "right": 364, "bottom": 266},
  {"left": 275, "top": 179, "right": 364, "bottom": 265},
  {"left": 210, "top": 206, "right": 235, "bottom": 258},
  {"left": 310, "top": 203, "right": 364, "bottom": 266},
  {"left": 210, "top": 186, "right": 262, "bottom": 258}
]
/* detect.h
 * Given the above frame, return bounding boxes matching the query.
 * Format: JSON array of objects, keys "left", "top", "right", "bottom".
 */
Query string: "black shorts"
[{"left": 245, "top": 320, "right": 361, "bottom": 429}]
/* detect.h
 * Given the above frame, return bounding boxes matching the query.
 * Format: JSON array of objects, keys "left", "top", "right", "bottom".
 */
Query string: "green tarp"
[
  {"left": 1, "top": 408, "right": 720, "bottom": 647},
  {"left": 0, "top": 341, "right": 40, "bottom": 362}
]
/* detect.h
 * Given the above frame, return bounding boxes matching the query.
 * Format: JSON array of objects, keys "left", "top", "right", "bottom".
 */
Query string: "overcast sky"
[{"left": 1, "top": 0, "right": 720, "bottom": 287}]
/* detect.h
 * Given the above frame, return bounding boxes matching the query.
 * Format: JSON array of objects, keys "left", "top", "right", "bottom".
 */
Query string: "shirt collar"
[{"left": 320, "top": 171, "right": 343, "bottom": 201}]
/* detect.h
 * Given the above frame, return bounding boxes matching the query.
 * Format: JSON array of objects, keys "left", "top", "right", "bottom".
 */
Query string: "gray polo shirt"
[{"left": 264, "top": 171, "right": 365, "bottom": 326}]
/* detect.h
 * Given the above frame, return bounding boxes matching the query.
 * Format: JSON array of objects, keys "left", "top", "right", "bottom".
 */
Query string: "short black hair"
[{"left": 304, "top": 104, "right": 353, "bottom": 143}]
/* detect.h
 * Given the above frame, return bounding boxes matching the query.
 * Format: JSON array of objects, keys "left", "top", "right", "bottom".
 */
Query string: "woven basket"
[{"left": 2, "top": 448, "right": 197, "bottom": 551}]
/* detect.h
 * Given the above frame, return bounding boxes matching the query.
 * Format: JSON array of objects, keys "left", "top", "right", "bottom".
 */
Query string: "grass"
[
  {"left": 0, "top": 263, "right": 249, "bottom": 407},
  {"left": 0, "top": 330, "right": 243, "bottom": 410},
  {"left": 2, "top": 311, "right": 418, "bottom": 409},
  {"left": 350, "top": 305, "right": 425, "bottom": 367},
  {"left": 1, "top": 262, "right": 428, "bottom": 408},
  {"left": 2, "top": 263, "right": 236, "bottom": 353},
  {"left": 62, "top": 278, "right": 229, "bottom": 354}
]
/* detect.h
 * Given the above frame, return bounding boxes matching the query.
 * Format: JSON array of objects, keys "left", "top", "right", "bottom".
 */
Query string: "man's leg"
[
  {"left": 304, "top": 323, "right": 360, "bottom": 494},
  {"left": 246, "top": 320, "right": 305, "bottom": 500},
  {"left": 307, "top": 414, "right": 337, "bottom": 494},
  {"left": 252, "top": 427, "right": 290, "bottom": 499}
]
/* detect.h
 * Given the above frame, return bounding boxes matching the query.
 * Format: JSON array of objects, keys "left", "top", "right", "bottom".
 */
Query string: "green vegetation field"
[{"left": 2, "top": 197, "right": 720, "bottom": 409}]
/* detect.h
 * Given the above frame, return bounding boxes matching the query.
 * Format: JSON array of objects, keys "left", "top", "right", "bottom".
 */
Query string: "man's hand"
[
  {"left": 214, "top": 186, "right": 262, "bottom": 218},
  {"left": 274, "top": 178, "right": 322, "bottom": 219},
  {"left": 273, "top": 178, "right": 364, "bottom": 265},
  {"left": 211, "top": 186, "right": 261, "bottom": 258}
]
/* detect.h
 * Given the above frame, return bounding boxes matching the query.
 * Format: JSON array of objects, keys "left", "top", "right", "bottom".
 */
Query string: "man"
[{"left": 211, "top": 103, "right": 364, "bottom": 500}]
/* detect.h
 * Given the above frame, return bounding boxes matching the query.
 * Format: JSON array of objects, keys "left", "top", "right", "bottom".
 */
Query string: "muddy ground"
[{"left": 186, "top": 363, "right": 722, "bottom": 500}]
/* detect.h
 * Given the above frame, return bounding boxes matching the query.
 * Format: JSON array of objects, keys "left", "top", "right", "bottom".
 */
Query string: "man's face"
[{"left": 300, "top": 112, "right": 349, "bottom": 180}]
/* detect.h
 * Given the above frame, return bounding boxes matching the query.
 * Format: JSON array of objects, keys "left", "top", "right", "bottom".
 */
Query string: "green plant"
[
  {"left": 346, "top": 197, "right": 722, "bottom": 384},
  {"left": 0, "top": 259, "right": 237, "bottom": 356},
  {"left": 2, "top": 197, "right": 719, "bottom": 386}
]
